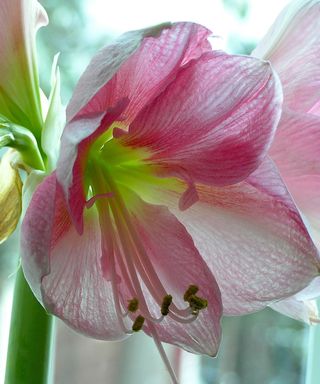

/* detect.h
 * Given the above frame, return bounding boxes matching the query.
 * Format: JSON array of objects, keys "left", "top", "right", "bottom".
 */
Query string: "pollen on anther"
[
  {"left": 132, "top": 315, "right": 145, "bottom": 332},
  {"left": 183, "top": 285, "right": 199, "bottom": 302},
  {"left": 161, "top": 294, "right": 173, "bottom": 316},
  {"left": 128, "top": 298, "right": 139, "bottom": 313},
  {"left": 188, "top": 295, "right": 208, "bottom": 311}
]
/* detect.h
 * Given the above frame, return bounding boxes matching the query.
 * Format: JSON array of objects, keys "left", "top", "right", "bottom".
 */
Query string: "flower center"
[
  {"left": 86, "top": 128, "right": 179, "bottom": 206},
  {"left": 84, "top": 128, "right": 207, "bottom": 383}
]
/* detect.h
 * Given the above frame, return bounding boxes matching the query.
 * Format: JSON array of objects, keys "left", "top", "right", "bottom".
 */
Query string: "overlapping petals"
[
  {"left": 269, "top": 110, "right": 320, "bottom": 248},
  {"left": 22, "top": 173, "right": 128, "bottom": 341},
  {"left": 58, "top": 22, "right": 214, "bottom": 229},
  {"left": 252, "top": 0, "right": 320, "bottom": 321},
  {"left": 167, "top": 159, "right": 320, "bottom": 315},
  {"left": 22, "top": 21, "right": 312, "bottom": 362},
  {"left": 66, "top": 22, "right": 212, "bottom": 123},
  {"left": 22, "top": 172, "right": 222, "bottom": 354},
  {"left": 252, "top": 0, "right": 320, "bottom": 113},
  {"left": 126, "top": 194, "right": 222, "bottom": 355},
  {"left": 58, "top": 22, "right": 282, "bottom": 232},
  {"left": 124, "top": 51, "right": 281, "bottom": 187}
]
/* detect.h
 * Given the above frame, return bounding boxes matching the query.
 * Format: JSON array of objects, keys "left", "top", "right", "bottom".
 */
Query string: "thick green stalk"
[
  {"left": 5, "top": 268, "right": 54, "bottom": 384},
  {"left": 305, "top": 299, "right": 320, "bottom": 384}
]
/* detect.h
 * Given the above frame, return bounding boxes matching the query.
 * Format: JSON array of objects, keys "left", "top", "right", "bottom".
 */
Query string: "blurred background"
[{"left": 0, "top": 0, "right": 313, "bottom": 383}]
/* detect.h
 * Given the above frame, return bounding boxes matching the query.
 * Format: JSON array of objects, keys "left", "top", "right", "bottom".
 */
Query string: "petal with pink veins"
[
  {"left": 66, "top": 22, "right": 212, "bottom": 123},
  {"left": 281, "top": 176, "right": 320, "bottom": 249},
  {"left": 21, "top": 173, "right": 128, "bottom": 341},
  {"left": 269, "top": 109, "right": 320, "bottom": 178},
  {"left": 269, "top": 109, "right": 320, "bottom": 247},
  {"left": 22, "top": 173, "right": 223, "bottom": 353},
  {"left": 57, "top": 104, "right": 127, "bottom": 234},
  {"left": 58, "top": 22, "right": 215, "bottom": 232},
  {"left": 252, "top": 0, "right": 320, "bottom": 113},
  {"left": 124, "top": 51, "right": 282, "bottom": 186},
  {"left": 126, "top": 194, "right": 222, "bottom": 355},
  {"left": 165, "top": 158, "right": 320, "bottom": 315}
]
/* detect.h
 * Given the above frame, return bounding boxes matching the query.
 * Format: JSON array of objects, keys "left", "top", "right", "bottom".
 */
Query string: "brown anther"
[
  {"left": 161, "top": 294, "right": 173, "bottom": 316},
  {"left": 188, "top": 295, "right": 208, "bottom": 312},
  {"left": 132, "top": 315, "right": 145, "bottom": 332},
  {"left": 183, "top": 285, "right": 199, "bottom": 302},
  {"left": 127, "top": 298, "right": 139, "bottom": 313}
]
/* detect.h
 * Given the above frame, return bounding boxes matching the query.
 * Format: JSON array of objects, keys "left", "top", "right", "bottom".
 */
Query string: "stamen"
[
  {"left": 128, "top": 298, "right": 139, "bottom": 313},
  {"left": 112, "top": 235, "right": 136, "bottom": 299},
  {"left": 161, "top": 295, "right": 173, "bottom": 316},
  {"left": 147, "top": 321, "right": 179, "bottom": 384},
  {"left": 183, "top": 285, "right": 199, "bottom": 302},
  {"left": 113, "top": 200, "right": 199, "bottom": 323},
  {"left": 110, "top": 200, "right": 165, "bottom": 323},
  {"left": 92, "top": 172, "right": 133, "bottom": 334},
  {"left": 167, "top": 311, "right": 198, "bottom": 324},
  {"left": 85, "top": 192, "right": 113, "bottom": 209},
  {"left": 95, "top": 164, "right": 203, "bottom": 326},
  {"left": 111, "top": 190, "right": 196, "bottom": 320},
  {"left": 132, "top": 315, "right": 145, "bottom": 332},
  {"left": 188, "top": 295, "right": 208, "bottom": 312}
]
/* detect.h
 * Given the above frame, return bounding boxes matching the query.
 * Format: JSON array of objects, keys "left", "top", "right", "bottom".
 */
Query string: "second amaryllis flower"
[
  {"left": 20, "top": 21, "right": 319, "bottom": 380},
  {"left": 252, "top": 0, "right": 320, "bottom": 323}
]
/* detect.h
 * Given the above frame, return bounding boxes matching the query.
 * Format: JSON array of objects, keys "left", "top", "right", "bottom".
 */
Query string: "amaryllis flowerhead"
[
  {"left": 252, "top": 0, "right": 320, "bottom": 322},
  {"left": 21, "top": 21, "right": 320, "bottom": 381}
]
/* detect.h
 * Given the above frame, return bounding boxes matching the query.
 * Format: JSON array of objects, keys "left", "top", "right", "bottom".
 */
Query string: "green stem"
[
  {"left": 305, "top": 299, "right": 320, "bottom": 384},
  {"left": 5, "top": 268, "right": 54, "bottom": 384}
]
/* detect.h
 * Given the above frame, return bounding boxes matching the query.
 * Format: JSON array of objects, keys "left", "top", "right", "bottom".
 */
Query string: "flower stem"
[
  {"left": 5, "top": 267, "right": 54, "bottom": 384},
  {"left": 305, "top": 299, "right": 320, "bottom": 384}
]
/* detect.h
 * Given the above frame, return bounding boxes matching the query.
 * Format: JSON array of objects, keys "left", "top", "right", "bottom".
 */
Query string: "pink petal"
[
  {"left": 59, "top": 22, "right": 213, "bottom": 232},
  {"left": 252, "top": 0, "right": 320, "bottom": 113},
  {"left": 56, "top": 103, "right": 126, "bottom": 234},
  {"left": 269, "top": 109, "right": 320, "bottom": 247},
  {"left": 126, "top": 194, "right": 222, "bottom": 355},
  {"left": 165, "top": 159, "right": 320, "bottom": 315},
  {"left": 21, "top": 173, "right": 57, "bottom": 302},
  {"left": 124, "top": 51, "right": 282, "bottom": 186},
  {"left": 66, "top": 22, "right": 212, "bottom": 122},
  {"left": 21, "top": 173, "right": 128, "bottom": 341},
  {"left": 281, "top": 176, "right": 320, "bottom": 249},
  {"left": 309, "top": 99, "right": 320, "bottom": 116},
  {"left": 269, "top": 109, "right": 320, "bottom": 178}
]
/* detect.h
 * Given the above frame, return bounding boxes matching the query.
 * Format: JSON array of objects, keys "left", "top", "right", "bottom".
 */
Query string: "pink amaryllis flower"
[
  {"left": 252, "top": 0, "right": 320, "bottom": 323},
  {"left": 21, "top": 22, "right": 319, "bottom": 381}
]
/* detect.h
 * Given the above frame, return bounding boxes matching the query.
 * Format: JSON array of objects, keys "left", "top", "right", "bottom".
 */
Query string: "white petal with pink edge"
[{"left": 252, "top": 0, "right": 320, "bottom": 113}]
